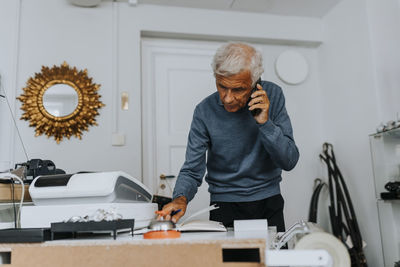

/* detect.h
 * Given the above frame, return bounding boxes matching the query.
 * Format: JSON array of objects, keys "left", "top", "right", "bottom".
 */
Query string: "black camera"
[{"left": 15, "top": 159, "right": 65, "bottom": 182}]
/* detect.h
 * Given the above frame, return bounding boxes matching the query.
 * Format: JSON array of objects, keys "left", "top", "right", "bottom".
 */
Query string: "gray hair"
[{"left": 211, "top": 42, "right": 264, "bottom": 86}]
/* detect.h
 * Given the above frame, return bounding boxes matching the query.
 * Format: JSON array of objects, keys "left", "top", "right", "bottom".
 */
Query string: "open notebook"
[
  {"left": 134, "top": 205, "right": 226, "bottom": 234},
  {"left": 175, "top": 205, "right": 226, "bottom": 232}
]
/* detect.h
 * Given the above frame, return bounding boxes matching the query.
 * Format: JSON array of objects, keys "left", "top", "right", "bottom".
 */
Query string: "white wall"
[
  {"left": 14, "top": 0, "right": 126, "bottom": 174},
  {"left": 0, "top": 0, "right": 20, "bottom": 168},
  {"left": 366, "top": 0, "right": 400, "bottom": 122},
  {"left": 319, "top": 0, "right": 383, "bottom": 265}
]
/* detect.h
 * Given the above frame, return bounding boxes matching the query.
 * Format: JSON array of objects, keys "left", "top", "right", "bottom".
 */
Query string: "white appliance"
[
  {"left": 21, "top": 171, "right": 158, "bottom": 229},
  {"left": 271, "top": 221, "right": 350, "bottom": 267}
]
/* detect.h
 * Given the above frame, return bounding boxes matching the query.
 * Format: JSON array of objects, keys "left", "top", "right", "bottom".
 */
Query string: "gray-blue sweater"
[{"left": 173, "top": 80, "right": 299, "bottom": 203}]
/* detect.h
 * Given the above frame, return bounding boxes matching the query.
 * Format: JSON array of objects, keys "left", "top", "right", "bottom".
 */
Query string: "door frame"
[{"left": 140, "top": 38, "right": 222, "bottom": 194}]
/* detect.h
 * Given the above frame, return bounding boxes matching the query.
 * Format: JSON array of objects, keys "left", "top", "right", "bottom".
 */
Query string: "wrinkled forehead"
[{"left": 216, "top": 71, "right": 252, "bottom": 88}]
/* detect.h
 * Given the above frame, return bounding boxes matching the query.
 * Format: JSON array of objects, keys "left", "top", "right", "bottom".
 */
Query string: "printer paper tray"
[
  {"left": 50, "top": 219, "right": 135, "bottom": 240},
  {"left": 21, "top": 203, "right": 157, "bottom": 230}
]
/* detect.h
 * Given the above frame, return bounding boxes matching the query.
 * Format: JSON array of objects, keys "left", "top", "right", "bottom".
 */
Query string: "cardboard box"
[
  {"left": 0, "top": 184, "right": 31, "bottom": 203},
  {"left": 0, "top": 237, "right": 266, "bottom": 267}
]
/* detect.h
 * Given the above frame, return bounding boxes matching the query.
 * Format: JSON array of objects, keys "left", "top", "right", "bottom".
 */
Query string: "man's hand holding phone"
[{"left": 248, "top": 82, "right": 270, "bottom": 124}]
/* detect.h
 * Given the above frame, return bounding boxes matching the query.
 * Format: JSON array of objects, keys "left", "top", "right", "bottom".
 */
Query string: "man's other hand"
[{"left": 155, "top": 196, "right": 187, "bottom": 223}]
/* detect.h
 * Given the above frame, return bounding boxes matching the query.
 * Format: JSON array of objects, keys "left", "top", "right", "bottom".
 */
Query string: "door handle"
[{"left": 159, "top": 174, "right": 175, "bottom": 179}]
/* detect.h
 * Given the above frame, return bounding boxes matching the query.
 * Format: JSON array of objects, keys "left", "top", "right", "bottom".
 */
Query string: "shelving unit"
[
  {"left": 369, "top": 127, "right": 400, "bottom": 267},
  {"left": 0, "top": 202, "right": 33, "bottom": 229}
]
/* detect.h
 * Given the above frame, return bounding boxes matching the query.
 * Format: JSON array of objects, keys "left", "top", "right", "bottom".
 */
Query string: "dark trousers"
[{"left": 210, "top": 194, "right": 286, "bottom": 232}]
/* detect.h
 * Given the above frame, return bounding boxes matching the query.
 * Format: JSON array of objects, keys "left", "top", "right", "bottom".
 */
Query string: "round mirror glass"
[{"left": 43, "top": 83, "right": 79, "bottom": 117}]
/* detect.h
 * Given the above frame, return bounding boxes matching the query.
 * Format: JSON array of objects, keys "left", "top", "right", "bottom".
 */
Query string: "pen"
[{"left": 170, "top": 209, "right": 181, "bottom": 216}]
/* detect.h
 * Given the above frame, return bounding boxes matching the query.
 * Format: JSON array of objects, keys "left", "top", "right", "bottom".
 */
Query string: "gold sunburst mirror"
[{"left": 18, "top": 62, "right": 104, "bottom": 143}]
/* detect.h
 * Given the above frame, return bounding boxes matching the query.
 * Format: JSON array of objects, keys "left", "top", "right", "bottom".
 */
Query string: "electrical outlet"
[{"left": 112, "top": 133, "right": 125, "bottom": 146}]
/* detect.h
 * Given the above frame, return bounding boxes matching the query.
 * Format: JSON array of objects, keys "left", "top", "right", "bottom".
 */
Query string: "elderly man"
[{"left": 156, "top": 43, "right": 299, "bottom": 231}]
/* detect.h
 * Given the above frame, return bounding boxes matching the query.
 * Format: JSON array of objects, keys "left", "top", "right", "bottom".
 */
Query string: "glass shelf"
[
  {"left": 369, "top": 127, "right": 400, "bottom": 267},
  {"left": 370, "top": 128, "right": 400, "bottom": 199},
  {"left": 370, "top": 126, "right": 400, "bottom": 138}
]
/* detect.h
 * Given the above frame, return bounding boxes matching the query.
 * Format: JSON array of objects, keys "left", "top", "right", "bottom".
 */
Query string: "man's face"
[{"left": 216, "top": 71, "right": 253, "bottom": 112}]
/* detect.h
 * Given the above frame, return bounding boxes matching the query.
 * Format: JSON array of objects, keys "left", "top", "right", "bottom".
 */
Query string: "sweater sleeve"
[
  {"left": 173, "top": 106, "right": 209, "bottom": 202},
  {"left": 257, "top": 85, "right": 299, "bottom": 171}
]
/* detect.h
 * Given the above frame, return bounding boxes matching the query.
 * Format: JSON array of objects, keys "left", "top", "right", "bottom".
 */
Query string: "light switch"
[
  {"left": 112, "top": 133, "right": 125, "bottom": 146},
  {"left": 121, "top": 92, "right": 129, "bottom": 110}
]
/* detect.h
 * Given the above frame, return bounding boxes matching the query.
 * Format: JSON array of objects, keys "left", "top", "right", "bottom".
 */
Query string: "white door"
[{"left": 141, "top": 38, "right": 223, "bottom": 220}]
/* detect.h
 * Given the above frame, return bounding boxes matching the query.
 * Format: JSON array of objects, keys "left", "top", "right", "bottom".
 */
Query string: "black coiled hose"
[
  {"left": 308, "top": 178, "right": 326, "bottom": 223},
  {"left": 318, "top": 143, "right": 368, "bottom": 267}
]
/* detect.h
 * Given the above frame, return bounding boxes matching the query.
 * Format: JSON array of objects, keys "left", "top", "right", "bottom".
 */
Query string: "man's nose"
[{"left": 223, "top": 90, "right": 234, "bottom": 103}]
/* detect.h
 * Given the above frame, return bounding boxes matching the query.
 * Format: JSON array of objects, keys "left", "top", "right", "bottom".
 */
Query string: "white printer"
[{"left": 20, "top": 171, "right": 158, "bottom": 229}]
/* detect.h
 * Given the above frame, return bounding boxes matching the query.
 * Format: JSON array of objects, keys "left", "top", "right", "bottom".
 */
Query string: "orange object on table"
[{"left": 143, "top": 230, "right": 181, "bottom": 239}]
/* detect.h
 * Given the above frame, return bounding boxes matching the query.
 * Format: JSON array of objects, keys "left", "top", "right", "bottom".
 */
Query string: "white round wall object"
[
  {"left": 68, "top": 0, "right": 101, "bottom": 7},
  {"left": 275, "top": 50, "right": 309, "bottom": 85}
]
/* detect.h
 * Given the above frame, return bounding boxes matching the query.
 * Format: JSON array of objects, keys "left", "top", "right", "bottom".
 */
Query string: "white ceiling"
[{"left": 138, "top": 0, "right": 342, "bottom": 18}]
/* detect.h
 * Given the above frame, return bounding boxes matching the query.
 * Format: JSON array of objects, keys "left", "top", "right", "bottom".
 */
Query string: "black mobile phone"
[{"left": 249, "top": 78, "right": 262, "bottom": 116}]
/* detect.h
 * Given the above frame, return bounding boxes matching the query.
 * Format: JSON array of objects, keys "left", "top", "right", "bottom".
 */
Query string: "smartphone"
[{"left": 248, "top": 78, "right": 262, "bottom": 116}]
